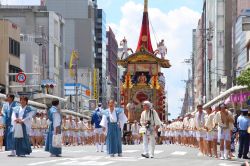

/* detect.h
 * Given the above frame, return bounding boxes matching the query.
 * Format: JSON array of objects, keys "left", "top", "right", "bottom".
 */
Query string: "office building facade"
[
  {"left": 106, "top": 27, "right": 118, "bottom": 102},
  {"left": 0, "top": 6, "right": 65, "bottom": 97},
  {"left": 0, "top": 19, "right": 21, "bottom": 94},
  {"left": 95, "top": 9, "right": 107, "bottom": 105}
]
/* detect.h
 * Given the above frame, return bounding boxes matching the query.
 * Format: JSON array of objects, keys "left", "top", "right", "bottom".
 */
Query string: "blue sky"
[
  {"left": 1, "top": 0, "right": 203, "bottom": 119},
  {"left": 98, "top": 0, "right": 203, "bottom": 23}
]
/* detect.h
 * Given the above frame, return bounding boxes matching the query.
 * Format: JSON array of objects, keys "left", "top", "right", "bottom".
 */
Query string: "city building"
[
  {"left": 95, "top": 9, "right": 107, "bottom": 105},
  {"left": 0, "top": 5, "right": 65, "bottom": 97},
  {"left": 236, "top": 0, "right": 250, "bottom": 17},
  {"left": 191, "top": 29, "right": 196, "bottom": 109},
  {"left": 106, "top": 27, "right": 118, "bottom": 102},
  {"left": 234, "top": 9, "right": 250, "bottom": 75},
  {"left": 46, "top": 0, "right": 97, "bottom": 100},
  {"left": 194, "top": 15, "right": 205, "bottom": 105},
  {"left": 20, "top": 34, "right": 40, "bottom": 93},
  {"left": 181, "top": 69, "right": 193, "bottom": 116},
  {"left": 205, "top": 0, "right": 233, "bottom": 101},
  {"left": 232, "top": 1, "right": 250, "bottom": 85},
  {"left": 0, "top": 19, "right": 21, "bottom": 94}
]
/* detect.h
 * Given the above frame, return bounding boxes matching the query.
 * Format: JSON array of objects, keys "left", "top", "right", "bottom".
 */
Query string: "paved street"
[{"left": 0, "top": 145, "right": 246, "bottom": 166}]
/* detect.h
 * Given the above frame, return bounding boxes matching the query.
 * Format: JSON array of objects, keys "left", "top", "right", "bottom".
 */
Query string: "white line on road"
[
  {"left": 123, "top": 150, "right": 140, "bottom": 153},
  {"left": 218, "top": 163, "right": 237, "bottom": 166},
  {"left": 154, "top": 150, "right": 164, "bottom": 154},
  {"left": 63, "top": 150, "right": 87, "bottom": 153},
  {"left": 105, "top": 156, "right": 138, "bottom": 162},
  {"left": 171, "top": 151, "right": 187, "bottom": 155},
  {"left": 28, "top": 158, "right": 69, "bottom": 166},
  {"left": 56, "top": 161, "right": 114, "bottom": 166},
  {"left": 75, "top": 156, "right": 104, "bottom": 161}
]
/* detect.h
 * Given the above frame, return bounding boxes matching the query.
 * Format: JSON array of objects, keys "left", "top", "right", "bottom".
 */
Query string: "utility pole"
[
  {"left": 183, "top": 58, "right": 193, "bottom": 112},
  {"left": 41, "top": 26, "right": 46, "bottom": 80},
  {"left": 5, "top": 59, "right": 9, "bottom": 94},
  {"left": 207, "top": 22, "right": 214, "bottom": 101}
]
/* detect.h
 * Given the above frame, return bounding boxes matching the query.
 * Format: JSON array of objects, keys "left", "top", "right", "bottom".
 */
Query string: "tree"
[{"left": 236, "top": 68, "right": 250, "bottom": 88}]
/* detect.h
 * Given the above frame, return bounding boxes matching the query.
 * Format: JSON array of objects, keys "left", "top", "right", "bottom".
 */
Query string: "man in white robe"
[{"left": 140, "top": 101, "right": 162, "bottom": 158}]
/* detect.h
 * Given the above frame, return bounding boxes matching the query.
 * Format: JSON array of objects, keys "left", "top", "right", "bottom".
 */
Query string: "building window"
[
  {"left": 9, "top": 65, "right": 21, "bottom": 82},
  {"left": 54, "top": 45, "right": 60, "bottom": 68},
  {"left": 98, "top": 48, "right": 102, "bottom": 53},
  {"left": 54, "top": 20, "right": 59, "bottom": 40},
  {"left": 9, "top": 38, "right": 20, "bottom": 57}
]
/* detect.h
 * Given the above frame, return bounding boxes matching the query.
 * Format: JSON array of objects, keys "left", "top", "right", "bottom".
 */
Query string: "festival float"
[{"left": 118, "top": 0, "right": 171, "bottom": 122}]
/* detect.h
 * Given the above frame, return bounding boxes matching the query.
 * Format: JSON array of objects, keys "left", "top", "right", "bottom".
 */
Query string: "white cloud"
[{"left": 109, "top": 1, "right": 200, "bottom": 119}]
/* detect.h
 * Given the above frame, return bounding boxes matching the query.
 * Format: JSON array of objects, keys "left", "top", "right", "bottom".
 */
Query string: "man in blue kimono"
[
  {"left": 100, "top": 100, "right": 127, "bottom": 157},
  {"left": 12, "top": 96, "right": 36, "bottom": 157},
  {"left": 91, "top": 103, "right": 105, "bottom": 152},
  {"left": 2, "top": 94, "right": 18, "bottom": 156},
  {"left": 45, "top": 99, "right": 62, "bottom": 157}
]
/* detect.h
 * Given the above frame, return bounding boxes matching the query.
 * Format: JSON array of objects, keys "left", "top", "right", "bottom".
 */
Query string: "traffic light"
[{"left": 41, "top": 83, "right": 55, "bottom": 94}]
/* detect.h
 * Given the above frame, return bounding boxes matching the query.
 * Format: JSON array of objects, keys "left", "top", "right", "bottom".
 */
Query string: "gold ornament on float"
[{"left": 123, "top": 73, "right": 133, "bottom": 89}]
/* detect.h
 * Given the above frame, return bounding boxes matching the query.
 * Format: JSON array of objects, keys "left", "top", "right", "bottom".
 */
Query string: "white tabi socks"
[
  {"left": 101, "top": 143, "right": 104, "bottom": 152},
  {"left": 9, "top": 150, "right": 16, "bottom": 156},
  {"left": 96, "top": 143, "right": 99, "bottom": 152},
  {"left": 220, "top": 151, "right": 224, "bottom": 160},
  {"left": 224, "top": 150, "right": 229, "bottom": 160}
]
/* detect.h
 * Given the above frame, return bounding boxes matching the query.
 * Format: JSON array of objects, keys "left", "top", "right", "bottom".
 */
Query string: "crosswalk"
[
  {"left": 27, "top": 149, "right": 164, "bottom": 166},
  {"left": 28, "top": 156, "right": 143, "bottom": 166},
  {"left": 27, "top": 150, "right": 213, "bottom": 166},
  {"left": 1, "top": 148, "right": 242, "bottom": 166},
  {"left": 26, "top": 149, "right": 212, "bottom": 166}
]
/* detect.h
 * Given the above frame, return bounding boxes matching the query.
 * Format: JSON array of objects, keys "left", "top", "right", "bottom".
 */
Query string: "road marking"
[
  {"left": 76, "top": 156, "right": 104, "bottom": 160},
  {"left": 218, "top": 163, "right": 237, "bottom": 166},
  {"left": 105, "top": 156, "right": 138, "bottom": 162},
  {"left": 154, "top": 150, "right": 164, "bottom": 154},
  {"left": 171, "top": 151, "right": 187, "bottom": 155},
  {"left": 56, "top": 161, "right": 114, "bottom": 166},
  {"left": 63, "top": 150, "right": 87, "bottom": 153},
  {"left": 28, "top": 158, "right": 69, "bottom": 166},
  {"left": 123, "top": 150, "right": 140, "bottom": 153}
]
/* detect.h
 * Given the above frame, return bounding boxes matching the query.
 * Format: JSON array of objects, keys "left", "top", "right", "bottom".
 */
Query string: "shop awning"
[{"left": 203, "top": 85, "right": 247, "bottom": 109}]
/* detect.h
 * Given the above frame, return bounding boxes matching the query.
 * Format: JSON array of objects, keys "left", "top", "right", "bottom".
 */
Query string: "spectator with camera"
[{"left": 140, "top": 101, "right": 162, "bottom": 158}]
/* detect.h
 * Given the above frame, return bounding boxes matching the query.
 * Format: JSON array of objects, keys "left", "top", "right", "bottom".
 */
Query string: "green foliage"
[{"left": 236, "top": 68, "right": 250, "bottom": 88}]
